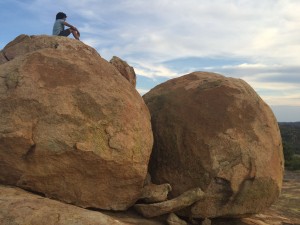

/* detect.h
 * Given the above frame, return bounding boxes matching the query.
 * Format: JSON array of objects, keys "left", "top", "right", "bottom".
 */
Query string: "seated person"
[{"left": 52, "top": 12, "right": 80, "bottom": 40}]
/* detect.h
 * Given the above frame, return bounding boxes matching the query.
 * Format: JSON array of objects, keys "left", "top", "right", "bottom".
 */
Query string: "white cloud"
[
  {"left": 134, "top": 62, "right": 179, "bottom": 79},
  {"left": 1, "top": 0, "right": 300, "bottom": 120},
  {"left": 263, "top": 95, "right": 300, "bottom": 107},
  {"left": 136, "top": 88, "right": 149, "bottom": 96},
  {"left": 27, "top": 0, "right": 296, "bottom": 67}
]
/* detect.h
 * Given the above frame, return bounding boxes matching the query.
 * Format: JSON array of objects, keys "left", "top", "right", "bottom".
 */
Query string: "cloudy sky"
[{"left": 1, "top": 0, "right": 300, "bottom": 122}]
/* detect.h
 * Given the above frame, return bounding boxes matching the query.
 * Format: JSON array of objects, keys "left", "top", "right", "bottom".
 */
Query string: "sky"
[{"left": 1, "top": 0, "right": 300, "bottom": 122}]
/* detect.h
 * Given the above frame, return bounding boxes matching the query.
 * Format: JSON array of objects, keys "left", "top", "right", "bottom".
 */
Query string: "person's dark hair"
[{"left": 56, "top": 12, "right": 67, "bottom": 20}]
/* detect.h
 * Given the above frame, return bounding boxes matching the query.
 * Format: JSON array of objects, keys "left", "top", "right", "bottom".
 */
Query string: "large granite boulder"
[
  {"left": 0, "top": 35, "right": 153, "bottom": 210},
  {"left": 0, "top": 185, "right": 166, "bottom": 225},
  {"left": 143, "top": 72, "right": 284, "bottom": 218},
  {"left": 0, "top": 185, "right": 130, "bottom": 225}
]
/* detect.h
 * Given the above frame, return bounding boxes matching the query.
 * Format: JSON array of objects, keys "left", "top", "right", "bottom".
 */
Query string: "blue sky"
[{"left": 1, "top": 0, "right": 300, "bottom": 122}]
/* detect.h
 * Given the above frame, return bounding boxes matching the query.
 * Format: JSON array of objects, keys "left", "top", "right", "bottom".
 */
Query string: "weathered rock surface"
[
  {"left": 0, "top": 35, "right": 153, "bottom": 210},
  {"left": 140, "top": 183, "right": 172, "bottom": 203},
  {"left": 134, "top": 188, "right": 204, "bottom": 218},
  {"left": 0, "top": 52, "right": 7, "bottom": 64},
  {"left": 0, "top": 185, "right": 130, "bottom": 225},
  {"left": 110, "top": 56, "right": 136, "bottom": 87},
  {"left": 0, "top": 185, "right": 166, "bottom": 225},
  {"left": 143, "top": 72, "right": 284, "bottom": 218},
  {"left": 0, "top": 34, "right": 97, "bottom": 64}
]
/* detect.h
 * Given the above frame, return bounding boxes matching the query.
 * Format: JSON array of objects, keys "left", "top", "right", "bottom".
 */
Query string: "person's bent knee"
[{"left": 58, "top": 29, "right": 71, "bottom": 37}]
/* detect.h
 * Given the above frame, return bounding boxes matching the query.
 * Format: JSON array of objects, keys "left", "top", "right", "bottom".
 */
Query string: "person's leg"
[
  {"left": 70, "top": 28, "right": 80, "bottom": 40},
  {"left": 58, "top": 29, "right": 71, "bottom": 37}
]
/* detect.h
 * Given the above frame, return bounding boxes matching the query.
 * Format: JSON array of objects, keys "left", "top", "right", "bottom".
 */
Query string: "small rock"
[
  {"left": 167, "top": 213, "right": 188, "bottom": 225},
  {"left": 110, "top": 56, "right": 136, "bottom": 87},
  {"left": 134, "top": 188, "right": 204, "bottom": 218},
  {"left": 140, "top": 183, "right": 172, "bottom": 203},
  {"left": 202, "top": 218, "right": 211, "bottom": 225}
]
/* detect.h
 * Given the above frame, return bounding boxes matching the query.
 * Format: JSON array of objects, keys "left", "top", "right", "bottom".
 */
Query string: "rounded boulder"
[
  {"left": 143, "top": 72, "right": 284, "bottom": 218},
  {"left": 0, "top": 35, "right": 153, "bottom": 210}
]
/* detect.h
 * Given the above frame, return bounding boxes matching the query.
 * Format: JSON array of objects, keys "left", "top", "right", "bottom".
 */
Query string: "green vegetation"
[
  {"left": 279, "top": 122, "right": 300, "bottom": 171},
  {"left": 285, "top": 155, "right": 300, "bottom": 171}
]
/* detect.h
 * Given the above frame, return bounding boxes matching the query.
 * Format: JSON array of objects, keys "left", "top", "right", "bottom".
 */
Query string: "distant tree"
[
  {"left": 283, "top": 141, "right": 294, "bottom": 161},
  {"left": 288, "top": 156, "right": 300, "bottom": 170},
  {"left": 279, "top": 122, "right": 300, "bottom": 170}
]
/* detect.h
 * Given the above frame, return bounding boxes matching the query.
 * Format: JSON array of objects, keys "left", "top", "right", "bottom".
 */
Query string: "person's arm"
[{"left": 63, "top": 21, "right": 78, "bottom": 31}]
